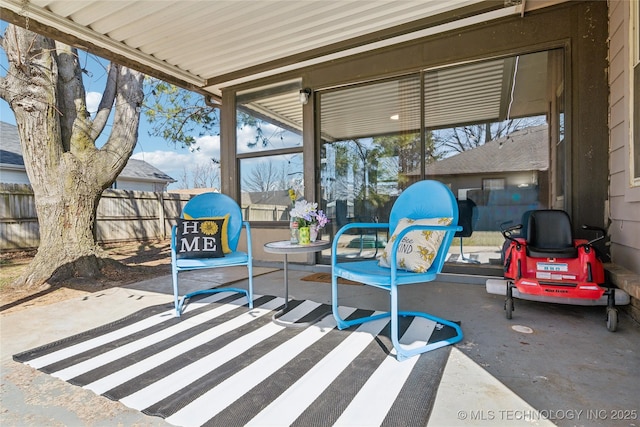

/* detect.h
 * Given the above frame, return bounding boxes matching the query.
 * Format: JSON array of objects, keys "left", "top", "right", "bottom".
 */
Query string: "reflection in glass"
[
  {"left": 236, "top": 83, "right": 304, "bottom": 222},
  {"left": 239, "top": 153, "right": 303, "bottom": 221},
  {"left": 236, "top": 83, "right": 303, "bottom": 154}
]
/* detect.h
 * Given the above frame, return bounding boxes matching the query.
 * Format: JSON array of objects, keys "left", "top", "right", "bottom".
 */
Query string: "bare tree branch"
[
  {"left": 0, "top": 76, "right": 8, "bottom": 101},
  {"left": 243, "top": 161, "right": 285, "bottom": 192},
  {"left": 98, "top": 65, "right": 144, "bottom": 185},
  {"left": 55, "top": 41, "right": 92, "bottom": 153},
  {"left": 91, "top": 63, "right": 117, "bottom": 140}
]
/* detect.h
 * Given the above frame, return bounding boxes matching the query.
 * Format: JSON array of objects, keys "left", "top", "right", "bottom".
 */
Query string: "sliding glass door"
[
  {"left": 319, "top": 76, "right": 422, "bottom": 258},
  {"left": 320, "top": 49, "right": 566, "bottom": 269}
]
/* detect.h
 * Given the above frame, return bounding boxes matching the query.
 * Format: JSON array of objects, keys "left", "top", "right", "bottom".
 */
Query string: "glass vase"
[
  {"left": 289, "top": 217, "right": 299, "bottom": 244},
  {"left": 309, "top": 224, "right": 318, "bottom": 242}
]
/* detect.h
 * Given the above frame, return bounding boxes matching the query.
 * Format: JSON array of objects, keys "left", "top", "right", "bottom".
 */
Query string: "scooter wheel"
[
  {"left": 505, "top": 298, "right": 514, "bottom": 320},
  {"left": 606, "top": 307, "right": 618, "bottom": 332}
]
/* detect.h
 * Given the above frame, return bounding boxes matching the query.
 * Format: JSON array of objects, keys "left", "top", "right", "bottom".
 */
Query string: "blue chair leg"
[
  {"left": 247, "top": 264, "right": 254, "bottom": 309},
  {"left": 331, "top": 272, "right": 395, "bottom": 329},
  {"left": 331, "top": 272, "right": 348, "bottom": 328},
  {"left": 172, "top": 267, "right": 181, "bottom": 317},
  {"left": 390, "top": 283, "right": 464, "bottom": 361},
  {"left": 172, "top": 267, "right": 253, "bottom": 317},
  {"left": 392, "top": 311, "right": 464, "bottom": 361},
  {"left": 333, "top": 278, "right": 463, "bottom": 361},
  {"left": 458, "top": 238, "right": 480, "bottom": 264}
]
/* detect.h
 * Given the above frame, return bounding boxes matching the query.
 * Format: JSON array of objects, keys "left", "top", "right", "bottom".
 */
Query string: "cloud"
[
  {"left": 192, "top": 134, "right": 221, "bottom": 160},
  {"left": 130, "top": 124, "right": 301, "bottom": 189},
  {"left": 86, "top": 92, "right": 102, "bottom": 114},
  {"left": 131, "top": 134, "right": 221, "bottom": 188}
]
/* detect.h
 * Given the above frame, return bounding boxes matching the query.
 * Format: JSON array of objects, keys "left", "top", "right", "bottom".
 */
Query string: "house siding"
[
  {"left": 0, "top": 168, "right": 29, "bottom": 185},
  {"left": 608, "top": 0, "right": 640, "bottom": 274},
  {"left": 114, "top": 179, "right": 167, "bottom": 193}
]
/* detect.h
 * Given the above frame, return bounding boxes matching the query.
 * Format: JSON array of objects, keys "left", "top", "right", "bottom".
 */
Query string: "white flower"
[
  {"left": 289, "top": 199, "right": 330, "bottom": 229},
  {"left": 290, "top": 200, "right": 317, "bottom": 223}
]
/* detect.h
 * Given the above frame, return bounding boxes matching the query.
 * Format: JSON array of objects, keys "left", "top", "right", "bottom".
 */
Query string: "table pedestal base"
[{"left": 263, "top": 240, "right": 332, "bottom": 328}]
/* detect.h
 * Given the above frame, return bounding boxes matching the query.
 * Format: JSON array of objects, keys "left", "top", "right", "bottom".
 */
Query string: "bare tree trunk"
[
  {"left": 24, "top": 177, "right": 104, "bottom": 285},
  {"left": 1, "top": 25, "right": 144, "bottom": 289}
]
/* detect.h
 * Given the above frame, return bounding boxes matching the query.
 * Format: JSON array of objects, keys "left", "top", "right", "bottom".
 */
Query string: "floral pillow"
[
  {"left": 175, "top": 218, "right": 225, "bottom": 259},
  {"left": 378, "top": 217, "right": 453, "bottom": 273}
]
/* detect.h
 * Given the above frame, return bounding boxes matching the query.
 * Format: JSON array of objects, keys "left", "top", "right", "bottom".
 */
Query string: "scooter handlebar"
[
  {"left": 501, "top": 223, "right": 523, "bottom": 243},
  {"left": 580, "top": 224, "right": 606, "bottom": 246}
]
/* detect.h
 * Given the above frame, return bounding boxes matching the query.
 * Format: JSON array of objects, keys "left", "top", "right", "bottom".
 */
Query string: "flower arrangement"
[{"left": 289, "top": 198, "right": 329, "bottom": 230}]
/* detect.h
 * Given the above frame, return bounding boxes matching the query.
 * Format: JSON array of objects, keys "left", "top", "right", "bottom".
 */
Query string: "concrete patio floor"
[{"left": 1, "top": 266, "right": 638, "bottom": 427}]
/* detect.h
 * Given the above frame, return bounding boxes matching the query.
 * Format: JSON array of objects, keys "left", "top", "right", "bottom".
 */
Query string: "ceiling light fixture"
[
  {"left": 390, "top": 114, "right": 400, "bottom": 120},
  {"left": 299, "top": 88, "right": 312, "bottom": 105}
]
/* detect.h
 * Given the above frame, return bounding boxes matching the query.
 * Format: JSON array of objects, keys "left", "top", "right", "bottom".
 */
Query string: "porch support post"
[{"left": 220, "top": 89, "right": 238, "bottom": 199}]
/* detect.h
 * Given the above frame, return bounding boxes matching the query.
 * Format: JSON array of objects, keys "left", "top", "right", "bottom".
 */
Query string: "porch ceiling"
[
  {"left": 2, "top": 0, "right": 534, "bottom": 96},
  {"left": 1, "top": 0, "right": 563, "bottom": 135}
]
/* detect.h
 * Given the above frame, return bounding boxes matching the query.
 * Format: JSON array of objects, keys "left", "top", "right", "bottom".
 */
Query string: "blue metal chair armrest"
[
  {"left": 243, "top": 220, "right": 252, "bottom": 258},
  {"left": 331, "top": 222, "right": 389, "bottom": 263}
]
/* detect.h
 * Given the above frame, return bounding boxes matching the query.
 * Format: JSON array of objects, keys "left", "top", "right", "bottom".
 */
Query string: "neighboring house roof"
[
  {"left": 420, "top": 124, "right": 549, "bottom": 176},
  {"left": 169, "top": 188, "right": 219, "bottom": 195},
  {"left": 0, "top": 121, "right": 25, "bottom": 168},
  {"left": 120, "top": 159, "right": 175, "bottom": 183},
  {"left": 0, "top": 121, "right": 175, "bottom": 184}
]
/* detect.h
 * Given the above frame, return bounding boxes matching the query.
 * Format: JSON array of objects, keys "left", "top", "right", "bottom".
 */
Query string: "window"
[
  {"left": 318, "top": 49, "right": 565, "bottom": 265},
  {"left": 236, "top": 82, "right": 304, "bottom": 221},
  {"left": 483, "top": 178, "right": 505, "bottom": 191},
  {"left": 238, "top": 154, "right": 302, "bottom": 221},
  {"left": 320, "top": 76, "right": 422, "bottom": 257}
]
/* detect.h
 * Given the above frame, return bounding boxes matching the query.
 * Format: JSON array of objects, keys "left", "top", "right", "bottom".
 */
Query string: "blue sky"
[{"left": 0, "top": 21, "right": 219, "bottom": 189}]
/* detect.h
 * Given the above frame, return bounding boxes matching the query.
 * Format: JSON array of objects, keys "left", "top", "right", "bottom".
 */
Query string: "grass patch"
[
  {"left": 458, "top": 231, "right": 504, "bottom": 247},
  {"left": 0, "top": 252, "right": 34, "bottom": 289}
]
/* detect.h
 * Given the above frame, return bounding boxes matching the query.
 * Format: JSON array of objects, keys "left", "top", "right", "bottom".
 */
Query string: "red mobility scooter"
[{"left": 486, "top": 209, "right": 629, "bottom": 331}]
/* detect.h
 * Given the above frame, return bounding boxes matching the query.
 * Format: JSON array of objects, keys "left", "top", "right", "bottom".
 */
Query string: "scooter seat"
[{"left": 526, "top": 210, "right": 578, "bottom": 259}]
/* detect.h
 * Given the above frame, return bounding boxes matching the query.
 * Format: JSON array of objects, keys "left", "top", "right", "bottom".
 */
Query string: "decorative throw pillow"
[
  {"left": 176, "top": 219, "right": 225, "bottom": 259},
  {"left": 378, "top": 217, "right": 453, "bottom": 273},
  {"left": 183, "top": 213, "right": 231, "bottom": 253}
]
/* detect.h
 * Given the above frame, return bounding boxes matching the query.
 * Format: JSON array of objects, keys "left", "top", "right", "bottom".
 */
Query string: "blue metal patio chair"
[
  {"left": 331, "top": 180, "right": 463, "bottom": 361},
  {"left": 171, "top": 192, "right": 253, "bottom": 316}
]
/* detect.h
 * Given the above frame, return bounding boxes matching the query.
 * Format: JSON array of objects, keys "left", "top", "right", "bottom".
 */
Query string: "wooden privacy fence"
[
  {"left": 0, "top": 184, "right": 191, "bottom": 251},
  {"left": 243, "top": 203, "right": 289, "bottom": 221}
]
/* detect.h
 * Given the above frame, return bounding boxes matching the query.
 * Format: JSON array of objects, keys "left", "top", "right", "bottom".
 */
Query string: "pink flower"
[{"left": 314, "top": 210, "right": 329, "bottom": 228}]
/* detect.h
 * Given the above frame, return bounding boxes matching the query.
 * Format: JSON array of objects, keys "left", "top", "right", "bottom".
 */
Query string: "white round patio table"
[{"left": 263, "top": 239, "right": 331, "bottom": 326}]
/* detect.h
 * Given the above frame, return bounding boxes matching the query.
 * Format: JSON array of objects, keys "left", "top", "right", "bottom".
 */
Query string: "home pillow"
[
  {"left": 378, "top": 217, "right": 453, "bottom": 273},
  {"left": 176, "top": 218, "right": 225, "bottom": 259},
  {"left": 183, "top": 213, "right": 231, "bottom": 253}
]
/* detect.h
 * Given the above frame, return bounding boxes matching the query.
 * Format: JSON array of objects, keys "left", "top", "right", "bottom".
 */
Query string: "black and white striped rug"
[{"left": 14, "top": 292, "right": 458, "bottom": 427}]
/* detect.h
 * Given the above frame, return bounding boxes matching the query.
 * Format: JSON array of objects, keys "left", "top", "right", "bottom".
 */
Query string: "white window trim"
[{"left": 631, "top": 0, "right": 639, "bottom": 187}]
